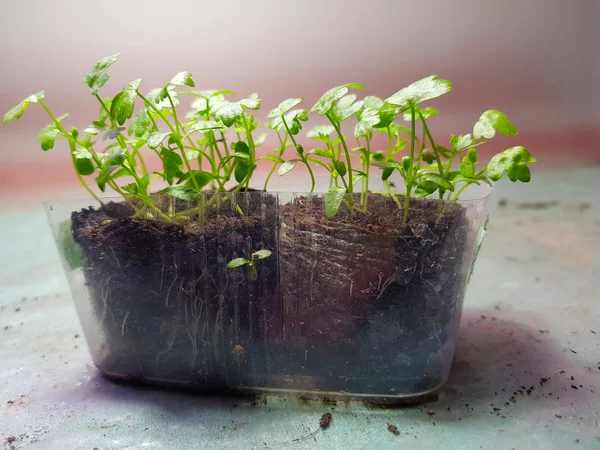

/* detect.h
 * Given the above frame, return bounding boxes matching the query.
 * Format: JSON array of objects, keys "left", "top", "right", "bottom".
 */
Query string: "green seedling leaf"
[
  {"left": 233, "top": 141, "right": 250, "bottom": 182},
  {"left": 382, "top": 167, "right": 394, "bottom": 181},
  {"left": 278, "top": 159, "right": 299, "bottom": 177},
  {"left": 401, "top": 156, "right": 411, "bottom": 172},
  {"left": 356, "top": 96, "right": 398, "bottom": 135},
  {"left": 309, "top": 148, "right": 333, "bottom": 159},
  {"left": 459, "top": 157, "right": 475, "bottom": 177},
  {"left": 96, "top": 148, "right": 126, "bottom": 191},
  {"left": 254, "top": 133, "right": 269, "bottom": 147},
  {"left": 385, "top": 76, "right": 452, "bottom": 109},
  {"left": 311, "top": 83, "right": 364, "bottom": 115},
  {"left": 421, "top": 151, "right": 435, "bottom": 164},
  {"left": 169, "top": 72, "right": 195, "bottom": 88},
  {"left": 403, "top": 107, "right": 438, "bottom": 122},
  {"left": 147, "top": 131, "right": 171, "bottom": 149},
  {"left": 128, "top": 109, "right": 152, "bottom": 137},
  {"left": 261, "top": 154, "right": 285, "bottom": 164},
  {"left": 450, "top": 134, "right": 473, "bottom": 151},
  {"left": 355, "top": 106, "right": 379, "bottom": 137},
  {"left": 421, "top": 172, "right": 454, "bottom": 191},
  {"left": 325, "top": 186, "right": 346, "bottom": 218},
  {"left": 307, "top": 125, "right": 335, "bottom": 140},
  {"left": 192, "top": 120, "right": 227, "bottom": 133},
  {"left": 269, "top": 109, "right": 308, "bottom": 135},
  {"left": 3, "top": 91, "right": 46, "bottom": 123},
  {"left": 352, "top": 170, "right": 367, "bottom": 186},
  {"left": 415, "top": 181, "right": 438, "bottom": 198},
  {"left": 306, "top": 157, "right": 330, "bottom": 171},
  {"left": 371, "top": 151, "right": 385, "bottom": 162},
  {"left": 234, "top": 161, "right": 249, "bottom": 183},
  {"left": 251, "top": 249, "right": 272, "bottom": 260},
  {"left": 473, "top": 110, "right": 518, "bottom": 139},
  {"left": 487, "top": 146, "right": 535, "bottom": 182},
  {"left": 83, "top": 54, "right": 120, "bottom": 94},
  {"left": 330, "top": 94, "right": 363, "bottom": 123},
  {"left": 268, "top": 98, "right": 303, "bottom": 118},
  {"left": 111, "top": 79, "right": 141, "bottom": 126},
  {"left": 215, "top": 93, "right": 262, "bottom": 127},
  {"left": 227, "top": 258, "right": 249, "bottom": 269},
  {"left": 102, "top": 127, "right": 126, "bottom": 141},
  {"left": 160, "top": 149, "right": 183, "bottom": 185},
  {"left": 467, "top": 147, "right": 478, "bottom": 164},
  {"left": 333, "top": 160, "right": 347, "bottom": 177},
  {"left": 186, "top": 170, "right": 215, "bottom": 189},
  {"left": 188, "top": 91, "right": 232, "bottom": 117},
  {"left": 146, "top": 88, "right": 179, "bottom": 111},
  {"left": 160, "top": 185, "right": 203, "bottom": 202},
  {"left": 38, "top": 114, "right": 68, "bottom": 150},
  {"left": 75, "top": 157, "right": 94, "bottom": 176}
]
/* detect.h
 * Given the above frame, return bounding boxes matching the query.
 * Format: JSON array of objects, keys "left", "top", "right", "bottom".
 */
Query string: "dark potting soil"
[
  {"left": 71, "top": 192, "right": 280, "bottom": 387},
  {"left": 276, "top": 194, "right": 471, "bottom": 394},
  {"left": 71, "top": 193, "right": 472, "bottom": 396}
]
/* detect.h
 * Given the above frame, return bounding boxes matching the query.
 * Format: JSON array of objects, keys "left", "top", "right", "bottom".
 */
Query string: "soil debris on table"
[
  {"left": 292, "top": 412, "right": 333, "bottom": 443},
  {"left": 387, "top": 423, "right": 400, "bottom": 435},
  {"left": 427, "top": 409, "right": 435, "bottom": 416}
]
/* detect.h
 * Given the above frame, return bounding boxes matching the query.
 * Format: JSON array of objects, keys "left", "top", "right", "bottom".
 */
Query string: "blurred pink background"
[{"left": 1, "top": 0, "right": 598, "bottom": 207}]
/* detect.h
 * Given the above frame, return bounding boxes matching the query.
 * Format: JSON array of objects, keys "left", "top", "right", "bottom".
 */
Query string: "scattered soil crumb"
[
  {"left": 540, "top": 377, "right": 550, "bottom": 385},
  {"left": 387, "top": 424, "right": 400, "bottom": 435},
  {"left": 570, "top": 349, "right": 578, "bottom": 354},
  {"left": 320, "top": 413, "right": 332, "bottom": 428},
  {"left": 6, "top": 436, "right": 16, "bottom": 444},
  {"left": 576, "top": 439, "right": 580, "bottom": 443},
  {"left": 427, "top": 410, "right": 435, "bottom": 416},
  {"left": 571, "top": 385, "right": 578, "bottom": 390},
  {"left": 555, "top": 414, "right": 562, "bottom": 419}
]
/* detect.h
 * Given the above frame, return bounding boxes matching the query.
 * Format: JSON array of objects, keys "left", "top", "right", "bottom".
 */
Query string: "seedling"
[
  {"left": 3, "top": 55, "right": 535, "bottom": 223},
  {"left": 226, "top": 249, "right": 272, "bottom": 281}
]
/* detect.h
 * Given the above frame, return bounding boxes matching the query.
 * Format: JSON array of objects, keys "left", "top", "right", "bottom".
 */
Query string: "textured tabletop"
[{"left": 1, "top": 168, "right": 599, "bottom": 449}]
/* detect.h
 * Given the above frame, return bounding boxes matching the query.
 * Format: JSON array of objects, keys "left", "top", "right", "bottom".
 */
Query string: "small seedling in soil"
[
  {"left": 227, "top": 249, "right": 272, "bottom": 281},
  {"left": 292, "top": 412, "right": 333, "bottom": 443},
  {"left": 3, "top": 55, "right": 534, "bottom": 224}
]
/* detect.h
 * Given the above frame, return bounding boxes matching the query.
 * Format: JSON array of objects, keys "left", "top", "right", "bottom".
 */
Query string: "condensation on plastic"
[{"left": 45, "top": 190, "right": 490, "bottom": 403}]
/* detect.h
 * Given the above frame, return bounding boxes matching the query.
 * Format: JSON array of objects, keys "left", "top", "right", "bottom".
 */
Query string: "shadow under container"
[{"left": 45, "top": 190, "right": 489, "bottom": 404}]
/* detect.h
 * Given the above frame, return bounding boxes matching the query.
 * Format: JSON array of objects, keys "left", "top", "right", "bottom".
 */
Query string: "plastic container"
[{"left": 45, "top": 190, "right": 489, "bottom": 404}]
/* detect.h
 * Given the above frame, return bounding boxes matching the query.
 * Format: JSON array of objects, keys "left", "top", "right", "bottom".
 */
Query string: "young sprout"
[
  {"left": 226, "top": 249, "right": 272, "bottom": 281},
  {"left": 3, "top": 54, "right": 535, "bottom": 224}
]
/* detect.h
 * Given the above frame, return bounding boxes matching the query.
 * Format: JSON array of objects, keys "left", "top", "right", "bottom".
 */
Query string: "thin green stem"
[
  {"left": 418, "top": 109, "right": 444, "bottom": 175},
  {"left": 263, "top": 131, "right": 287, "bottom": 191},
  {"left": 403, "top": 106, "right": 417, "bottom": 223},
  {"left": 281, "top": 116, "right": 315, "bottom": 193},
  {"left": 327, "top": 114, "right": 353, "bottom": 194},
  {"left": 94, "top": 94, "right": 147, "bottom": 174},
  {"left": 364, "top": 136, "right": 372, "bottom": 209}
]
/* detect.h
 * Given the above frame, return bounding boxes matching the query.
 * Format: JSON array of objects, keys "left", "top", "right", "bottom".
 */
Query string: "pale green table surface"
[{"left": 1, "top": 168, "right": 599, "bottom": 449}]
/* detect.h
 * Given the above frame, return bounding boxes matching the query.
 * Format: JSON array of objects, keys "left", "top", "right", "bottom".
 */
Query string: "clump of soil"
[
  {"left": 276, "top": 194, "right": 473, "bottom": 394},
  {"left": 71, "top": 192, "right": 279, "bottom": 386}
]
